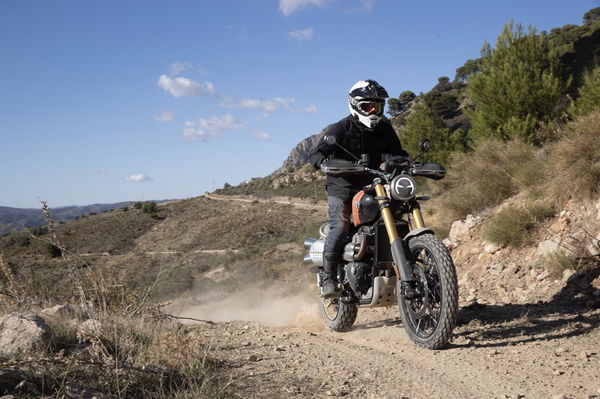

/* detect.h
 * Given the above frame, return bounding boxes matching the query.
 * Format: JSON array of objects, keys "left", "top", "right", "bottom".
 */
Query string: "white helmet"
[{"left": 348, "top": 79, "right": 389, "bottom": 129}]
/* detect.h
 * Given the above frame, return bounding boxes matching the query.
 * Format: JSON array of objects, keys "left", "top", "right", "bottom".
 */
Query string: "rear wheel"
[
  {"left": 319, "top": 295, "right": 358, "bottom": 332},
  {"left": 398, "top": 234, "right": 458, "bottom": 349},
  {"left": 317, "top": 275, "right": 357, "bottom": 332}
]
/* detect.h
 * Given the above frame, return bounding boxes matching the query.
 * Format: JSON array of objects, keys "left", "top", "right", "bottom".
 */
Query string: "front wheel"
[{"left": 398, "top": 234, "right": 458, "bottom": 349}]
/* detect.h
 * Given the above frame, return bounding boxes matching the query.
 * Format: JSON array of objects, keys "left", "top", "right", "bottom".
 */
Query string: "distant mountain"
[{"left": 0, "top": 202, "right": 134, "bottom": 234}]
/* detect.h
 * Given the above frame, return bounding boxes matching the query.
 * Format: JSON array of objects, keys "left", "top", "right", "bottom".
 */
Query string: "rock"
[
  {"left": 77, "top": 319, "right": 103, "bottom": 337},
  {"left": 552, "top": 395, "right": 568, "bottom": 399},
  {"left": 65, "top": 381, "right": 106, "bottom": 399},
  {"left": 465, "top": 294, "right": 477, "bottom": 303},
  {"left": 448, "top": 215, "right": 481, "bottom": 243},
  {"left": 536, "top": 270, "right": 550, "bottom": 281},
  {"left": 562, "top": 269, "right": 577, "bottom": 283},
  {"left": 0, "top": 369, "right": 26, "bottom": 392},
  {"left": 0, "top": 313, "right": 53, "bottom": 355},
  {"left": 483, "top": 241, "right": 502, "bottom": 254},
  {"left": 587, "top": 242, "right": 600, "bottom": 256},
  {"left": 536, "top": 240, "right": 560, "bottom": 257},
  {"left": 41, "top": 304, "right": 77, "bottom": 318}
]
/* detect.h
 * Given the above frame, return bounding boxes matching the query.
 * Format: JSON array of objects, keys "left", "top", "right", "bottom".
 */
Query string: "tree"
[
  {"left": 400, "top": 103, "right": 468, "bottom": 165},
  {"left": 583, "top": 7, "right": 600, "bottom": 25},
  {"left": 571, "top": 66, "right": 600, "bottom": 115},
  {"left": 467, "top": 22, "right": 566, "bottom": 144},
  {"left": 387, "top": 91, "right": 416, "bottom": 117},
  {"left": 455, "top": 59, "right": 481, "bottom": 82},
  {"left": 387, "top": 98, "right": 402, "bottom": 116}
]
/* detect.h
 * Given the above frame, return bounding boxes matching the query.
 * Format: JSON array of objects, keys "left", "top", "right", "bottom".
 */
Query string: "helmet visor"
[{"left": 357, "top": 100, "right": 385, "bottom": 116}]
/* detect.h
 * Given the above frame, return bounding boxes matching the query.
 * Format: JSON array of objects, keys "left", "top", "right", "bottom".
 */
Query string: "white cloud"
[
  {"left": 275, "top": 97, "right": 318, "bottom": 113},
  {"left": 287, "top": 28, "right": 314, "bottom": 42},
  {"left": 153, "top": 110, "right": 174, "bottom": 122},
  {"left": 169, "top": 61, "right": 192, "bottom": 76},
  {"left": 279, "top": 0, "right": 334, "bottom": 15},
  {"left": 169, "top": 61, "right": 207, "bottom": 76},
  {"left": 225, "top": 25, "right": 249, "bottom": 42},
  {"left": 127, "top": 174, "right": 153, "bottom": 182},
  {"left": 220, "top": 97, "right": 317, "bottom": 116},
  {"left": 253, "top": 130, "right": 271, "bottom": 142},
  {"left": 361, "top": 0, "right": 375, "bottom": 11},
  {"left": 182, "top": 114, "right": 243, "bottom": 141},
  {"left": 157, "top": 75, "right": 215, "bottom": 98}
]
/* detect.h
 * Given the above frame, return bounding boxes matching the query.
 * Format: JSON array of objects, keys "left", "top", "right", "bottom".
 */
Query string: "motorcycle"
[{"left": 303, "top": 136, "right": 458, "bottom": 349}]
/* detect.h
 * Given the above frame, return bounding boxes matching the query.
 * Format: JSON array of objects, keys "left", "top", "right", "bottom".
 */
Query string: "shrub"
[
  {"left": 482, "top": 201, "right": 554, "bottom": 247},
  {"left": 538, "top": 251, "right": 579, "bottom": 279},
  {"left": 544, "top": 110, "right": 600, "bottom": 204},
  {"left": 571, "top": 66, "right": 600, "bottom": 116},
  {"left": 133, "top": 202, "right": 142, "bottom": 209},
  {"left": 45, "top": 243, "right": 62, "bottom": 258},
  {"left": 142, "top": 201, "right": 157, "bottom": 214},
  {"left": 431, "top": 137, "right": 543, "bottom": 222}
]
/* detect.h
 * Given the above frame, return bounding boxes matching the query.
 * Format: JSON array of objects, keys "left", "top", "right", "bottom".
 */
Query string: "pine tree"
[{"left": 467, "top": 22, "right": 566, "bottom": 144}]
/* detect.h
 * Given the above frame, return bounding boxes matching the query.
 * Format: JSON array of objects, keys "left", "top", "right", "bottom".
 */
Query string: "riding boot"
[{"left": 321, "top": 256, "right": 340, "bottom": 298}]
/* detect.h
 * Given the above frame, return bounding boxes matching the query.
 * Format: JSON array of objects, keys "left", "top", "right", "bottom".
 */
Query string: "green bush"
[
  {"left": 482, "top": 201, "right": 554, "bottom": 247},
  {"left": 142, "top": 201, "right": 157, "bottom": 214},
  {"left": 571, "top": 66, "right": 600, "bottom": 116},
  {"left": 45, "top": 243, "right": 62, "bottom": 258}
]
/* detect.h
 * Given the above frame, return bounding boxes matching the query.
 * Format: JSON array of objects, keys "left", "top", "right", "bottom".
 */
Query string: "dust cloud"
[{"left": 169, "top": 282, "right": 323, "bottom": 329}]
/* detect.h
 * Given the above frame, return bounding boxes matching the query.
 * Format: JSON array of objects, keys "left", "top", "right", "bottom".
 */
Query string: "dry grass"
[
  {"left": 544, "top": 110, "right": 600, "bottom": 205},
  {"left": 1, "top": 313, "right": 232, "bottom": 398}
]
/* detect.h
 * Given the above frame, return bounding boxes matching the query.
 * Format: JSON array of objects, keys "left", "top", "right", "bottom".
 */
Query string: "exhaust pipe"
[
  {"left": 303, "top": 253, "right": 312, "bottom": 263},
  {"left": 304, "top": 238, "right": 316, "bottom": 250}
]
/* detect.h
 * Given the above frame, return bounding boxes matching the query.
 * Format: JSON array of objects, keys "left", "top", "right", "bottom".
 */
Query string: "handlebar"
[{"left": 320, "top": 158, "right": 445, "bottom": 181}]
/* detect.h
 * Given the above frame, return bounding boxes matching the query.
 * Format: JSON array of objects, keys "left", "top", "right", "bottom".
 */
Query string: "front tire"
[{"left": 398, "top": 234, "right": 458, "bottom": 349}]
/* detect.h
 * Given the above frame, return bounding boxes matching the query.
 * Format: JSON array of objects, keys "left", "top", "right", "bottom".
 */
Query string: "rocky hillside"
[{"left": 273, "top": 127, "right": 327, "bottom": 175}]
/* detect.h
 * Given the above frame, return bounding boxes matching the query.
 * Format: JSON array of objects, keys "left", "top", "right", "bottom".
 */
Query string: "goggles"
[{"left": 357, "top": 100, "right": 385, "bottom": 116}]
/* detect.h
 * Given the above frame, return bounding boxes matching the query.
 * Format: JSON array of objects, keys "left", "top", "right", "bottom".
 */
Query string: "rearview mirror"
[
  {"left": 419, "top": 139, "right": 432, "bottom": 152},
  {"left": 325, "top": 135, "right": 336, "bottom": 145}
]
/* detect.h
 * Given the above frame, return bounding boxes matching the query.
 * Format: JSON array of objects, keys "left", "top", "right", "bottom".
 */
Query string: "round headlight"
[{"left": 390, "top": 175, "right": 416, "bottom": 201}]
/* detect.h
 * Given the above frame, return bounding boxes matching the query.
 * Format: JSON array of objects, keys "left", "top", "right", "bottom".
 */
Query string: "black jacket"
[{"left": 309, "top": 115, "right": 408, "bottom": 198}]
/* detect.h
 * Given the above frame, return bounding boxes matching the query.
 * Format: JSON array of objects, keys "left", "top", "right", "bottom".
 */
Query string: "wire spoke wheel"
[{"left": 399, "top": 234, "right": 458, "bottom": 349}]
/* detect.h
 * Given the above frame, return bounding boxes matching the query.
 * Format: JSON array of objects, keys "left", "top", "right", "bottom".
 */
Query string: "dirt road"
[{"left": 183, "top": 300, "right": 600, "bottom": 399}]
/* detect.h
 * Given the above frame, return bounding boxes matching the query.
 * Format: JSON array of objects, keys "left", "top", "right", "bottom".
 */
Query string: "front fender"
[{"left": 404, "top": 227, "right": 434, "bottom": 241}]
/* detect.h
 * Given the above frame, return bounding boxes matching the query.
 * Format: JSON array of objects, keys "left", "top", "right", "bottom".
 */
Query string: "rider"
[{"left": 309, "top": 79, "right": 409, "bottom": 298}]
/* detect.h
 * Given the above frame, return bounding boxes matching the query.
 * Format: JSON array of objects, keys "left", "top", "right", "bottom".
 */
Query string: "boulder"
[
  {"left": 449, "top": 215, "right": 481, "bottom": 243},
  {"left": 0, "top": 313, "right": 53, "bottom": 355},
  {"left": 536, "top": 239, "right": 560, "bottom": 257}
]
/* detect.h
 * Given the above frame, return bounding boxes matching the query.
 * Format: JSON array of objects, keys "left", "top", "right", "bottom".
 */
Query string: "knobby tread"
[
  {"left": 400, "top": 234, "right": 458, "bottom": 349},
  {"left": 319, "top": 296, "right": 358, "bottom": 332}
]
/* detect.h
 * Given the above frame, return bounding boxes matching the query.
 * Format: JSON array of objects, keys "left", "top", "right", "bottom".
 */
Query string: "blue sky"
[{"left": 1, "top": 0, "right": 597, "bottom": 208}]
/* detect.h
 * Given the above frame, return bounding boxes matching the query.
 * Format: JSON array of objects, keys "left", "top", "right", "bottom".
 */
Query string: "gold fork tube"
[
  {"left": 374, "top": 184, "right": 398, "bottom": 243},
  {"left": 412, "top": 208, "right": 425, "bottom": 229}
]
